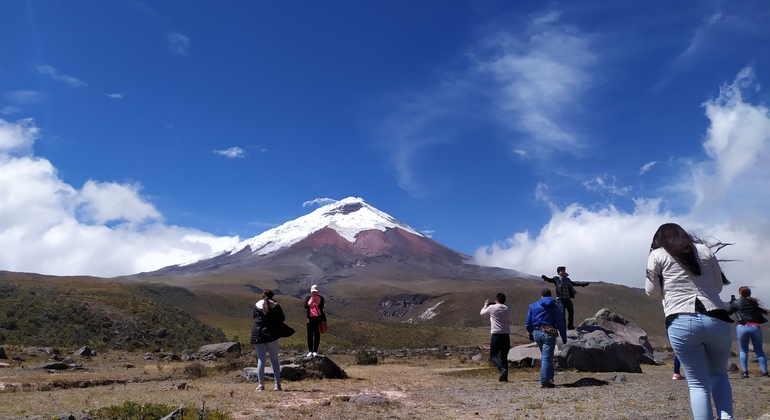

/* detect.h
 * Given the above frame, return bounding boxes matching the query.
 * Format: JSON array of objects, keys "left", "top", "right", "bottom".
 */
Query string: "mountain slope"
[{"left": 142, "top": 197, "right": 520, "bottom": 294}]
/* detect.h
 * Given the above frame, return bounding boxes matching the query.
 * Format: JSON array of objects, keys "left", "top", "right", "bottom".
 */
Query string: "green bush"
[{"left": 89, "top": 401, "right": 232, "bottom": 420}]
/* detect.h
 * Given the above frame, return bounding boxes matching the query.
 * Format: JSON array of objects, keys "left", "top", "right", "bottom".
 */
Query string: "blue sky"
[{"left": 2, "top": 1, "right": 770, "bottom": 299}]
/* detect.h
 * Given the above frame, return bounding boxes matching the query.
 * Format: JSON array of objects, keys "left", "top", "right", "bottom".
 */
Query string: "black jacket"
[
  {"left": 250, "top": 299, "right": 286, "bottom": 345},
  {"left": 727, "top": 298, "right": 769, "bottom": 324}
]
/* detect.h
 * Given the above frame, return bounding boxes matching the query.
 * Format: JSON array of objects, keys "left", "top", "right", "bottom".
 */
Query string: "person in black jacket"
[
  {"left": 541, "top": 266, "right": 589, "bottom": 330},
  {"left": 250, "top": 289, "right": 285, "bottom": 391},
  {"left": 304, "top": 284, "right": 326, "bottom": 357},
  {"left": 727, "top": 286, "right": 769, "bottom": 378}
]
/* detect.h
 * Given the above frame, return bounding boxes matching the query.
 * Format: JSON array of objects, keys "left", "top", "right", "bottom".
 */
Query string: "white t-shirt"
[{"left": 480, "top": 303, "right": 511, "bottom": 334}]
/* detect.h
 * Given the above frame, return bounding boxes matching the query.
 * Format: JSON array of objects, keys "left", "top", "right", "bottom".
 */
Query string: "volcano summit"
[{"left": 144, "top": 197, "right": 519, "bottom": 293}]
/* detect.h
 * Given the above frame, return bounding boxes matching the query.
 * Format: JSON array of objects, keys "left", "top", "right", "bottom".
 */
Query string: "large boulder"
[
  {"left": 243, "top": 364, "right": 310, "bottom": 382},
  {"left": 74, "top": 346, "right": 93, "bottom": 357},
  {"left": 245, "top": 355, "right": 347, "bottom": 381},
  {"left": 578, "top": 308, "right": 657, "bottom": 364},
  {"left": 507, "top": 343, "right": 543, "bottom": 368},
  {"left": 288, "top": 355, "right": 347, "bottom": 379},
  {"left": 554, "top": 308, "right": 657, "bottom": 373},
  {"left": 196, "top": 342, "right": 241, "bottom": 358}
]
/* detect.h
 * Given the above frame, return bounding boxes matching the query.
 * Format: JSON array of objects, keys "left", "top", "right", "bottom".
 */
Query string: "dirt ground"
[{"left": 1, "top": 350, "right": 769, "bottom": 419}]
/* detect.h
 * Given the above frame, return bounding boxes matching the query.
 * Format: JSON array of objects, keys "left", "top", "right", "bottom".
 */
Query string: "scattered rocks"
[{"left": 612, "top": 373, "right": 628, "bottom": 382}]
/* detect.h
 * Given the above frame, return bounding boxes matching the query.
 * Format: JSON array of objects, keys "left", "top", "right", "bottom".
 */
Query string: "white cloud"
[
  {"left": 421, "top": 229, "right": 435, "bottom": 238},
  {"left": 583, "top": 175, "right": 631, "bottom": 197},
  {"left": 0, "top": 118, "right": 38, "bottom": 154},
  {"left": 107, "top": 93, "right": 124, "bottom": 99},
  {"left": 36, "top": 65, "right": 87, "bottom": 88},
  {"left": 78, "top": 180, "right": 162, "bottom": 225},
  {"left": 472, "top": 13, "right": 595, "bottom": 155},
  {"left": 0, "top": 118, "right": 239, "bottom": 277},
  {"left": 639, "top": 161, "right": 657, "bottom": 175},
  {"left": 303, "top": 198, "right": 337, "bottom": 208},
  {"left": 5, "top": 90, "right": 47, "bottom": 105},
  {"left": 375, "top": 12, "right": 594, "bottom": 196},
  {"left": 213, "top": 146, "right": 246, "bottom": 158},
  {"left": 1, "top": 106, "right": 21, "bottom": 115},
  {"left": 476, "top": 66, "right": 770, "bottom": 301},
  {"left": 167, "top": 32, "right": 191, "bottom": 56}
]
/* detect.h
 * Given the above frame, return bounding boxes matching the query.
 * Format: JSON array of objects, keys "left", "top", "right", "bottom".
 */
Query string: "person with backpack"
[
  {"left": 727, "top": 286, "right": 769, "bottom": 378},
  {"left": 250, "top": 289, "right": 285, "bottom": 391}
]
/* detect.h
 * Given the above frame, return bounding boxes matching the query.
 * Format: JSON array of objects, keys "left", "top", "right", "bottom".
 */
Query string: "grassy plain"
[{"left": 2, "top": 350, "right": 770, "bottom": 419}]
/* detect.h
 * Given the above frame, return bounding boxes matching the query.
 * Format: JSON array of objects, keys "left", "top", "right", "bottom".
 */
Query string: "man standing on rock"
[
  {"left": 481, "top": 293, "right": 512, "bottom": 382},
  {"left": 542, "top": 266, "right": 589, "bottom": 330},
  {"left": 526, "top": 288, "right": 567, "bottom": 388}
]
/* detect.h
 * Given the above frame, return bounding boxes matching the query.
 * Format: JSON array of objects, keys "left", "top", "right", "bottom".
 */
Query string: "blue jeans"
[
  {"left": 533, "top": 329, "right": 556, "bottom": 385},
  {"left": 668, "top": 313, "right": 733, "bottom": 420},
  {"left": 255, "top": 340, "right": 281, "bottom": 385},
  {"left": 737, "top": 324, "right": 768, "bottom": 374}
]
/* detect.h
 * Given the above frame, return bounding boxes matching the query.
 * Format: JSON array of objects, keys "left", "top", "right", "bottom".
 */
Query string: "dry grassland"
[{"left": 1, "top": 350, "right": 770, "bottom": 419}]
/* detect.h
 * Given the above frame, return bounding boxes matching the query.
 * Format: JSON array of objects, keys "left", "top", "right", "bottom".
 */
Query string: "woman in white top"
[{"left": 646, "top": 223, "right": 733, "bottom": 420}]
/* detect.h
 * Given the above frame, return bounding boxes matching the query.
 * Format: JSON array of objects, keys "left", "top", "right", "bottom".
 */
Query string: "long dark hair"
[
  {"left": 650, "top": 223, "right": 701, "bottom": 275},
  {"left": 261, "top": 289, "right": 274, "bottom": 316},
  {"left": 738, "top": 286, "right": 769, "bottom": 315}
]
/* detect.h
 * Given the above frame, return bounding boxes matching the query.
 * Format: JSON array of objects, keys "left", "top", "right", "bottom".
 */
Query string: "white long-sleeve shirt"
[
  {"left": 480, "top": 303, "right": 511, "bottom": 334},
  {"left": 646, "top": 243, "right": 726, "bottom": 318}
]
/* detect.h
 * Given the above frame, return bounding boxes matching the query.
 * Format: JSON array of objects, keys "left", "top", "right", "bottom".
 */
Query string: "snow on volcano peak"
[{"left": 230, "top": 197, "right": 423, "bottom": 256}]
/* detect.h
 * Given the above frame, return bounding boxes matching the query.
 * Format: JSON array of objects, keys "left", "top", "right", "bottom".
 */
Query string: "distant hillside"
[
  {"left": 1, "top": 269, "right": 671, "bottom": 351},
  {"left": 135, "top": 270, "right": 670, "bottom": 349},
  {"left": 0, "top": 275, "right": 226, "bottom": 350}
]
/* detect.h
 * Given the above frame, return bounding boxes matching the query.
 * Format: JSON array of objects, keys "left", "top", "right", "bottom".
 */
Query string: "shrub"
[
  {"left": 183, "top": 361, "right": 207, "bottom": 378},
  {"left": 355, "top": 349, "right": 379, "bottom": 365},
  {"left": 88, "top": 401, "right": 233, "bottom": 420},
  {"left": 217, "top": 354, "right": 250, "bottom": 373}
]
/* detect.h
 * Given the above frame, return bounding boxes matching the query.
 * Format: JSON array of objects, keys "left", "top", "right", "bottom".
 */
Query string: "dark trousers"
[
  {"left": 306, "top": 316, "right": 322, "bottom": 352},
  {"left": 489, "top": 333, "right": 510, "bottom": 372},
  {"left": 557, "top": 298, "right": 575, "bottom": 329}
]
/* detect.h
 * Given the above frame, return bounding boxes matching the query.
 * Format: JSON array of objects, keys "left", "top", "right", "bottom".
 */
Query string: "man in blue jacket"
[{"left": 526, "top": 288, "right": 568, "bottom": 388}]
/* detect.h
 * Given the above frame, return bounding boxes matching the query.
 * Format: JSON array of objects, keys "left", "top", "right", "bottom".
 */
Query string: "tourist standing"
[
  {"left": 646, "top": 223, "right": 733, "bottom": 419},
  {"left": 250, "top": 289, "right": 284, "bottom": 391},
  {"left": 541, "top": 266, "right": 589, "bottom": 329},
  {"left": 480, "top": 293, "right": 512, "bottom": 382},
  {"left": 304, "top": 284, "right": 326, "bottom": 357},
  {"left": 727, "top": 286, "right": 769, "bottom": 378},
  {"left": 525, "top": 288, "right": 567, "bottom": 388}
]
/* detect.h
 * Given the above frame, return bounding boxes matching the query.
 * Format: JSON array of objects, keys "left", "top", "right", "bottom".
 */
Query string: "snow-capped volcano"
[
  {"left": 230, "top": 197, "right": 423, "bottom": 257},
  {"left": 143, "top": 197, "right": 518, "bottom": 292}
]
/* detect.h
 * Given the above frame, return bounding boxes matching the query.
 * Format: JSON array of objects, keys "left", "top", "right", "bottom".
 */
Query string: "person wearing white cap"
[{"left": 304, "top": 284, "right": 326, "bottom": 357}]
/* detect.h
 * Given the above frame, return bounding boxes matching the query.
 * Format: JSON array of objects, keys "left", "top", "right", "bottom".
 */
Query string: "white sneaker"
[
  {"left": 256, "top": 384, "right": 264, "bottom": 392},
  {"left": 306, "top": 352, "right": 313, "bottom": 357},
  {"left": 312, "top": 352, "right": 318, "bottom": 357},
  {"left": 274, "top": 383, "right": 282, "bottom": 391}
]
